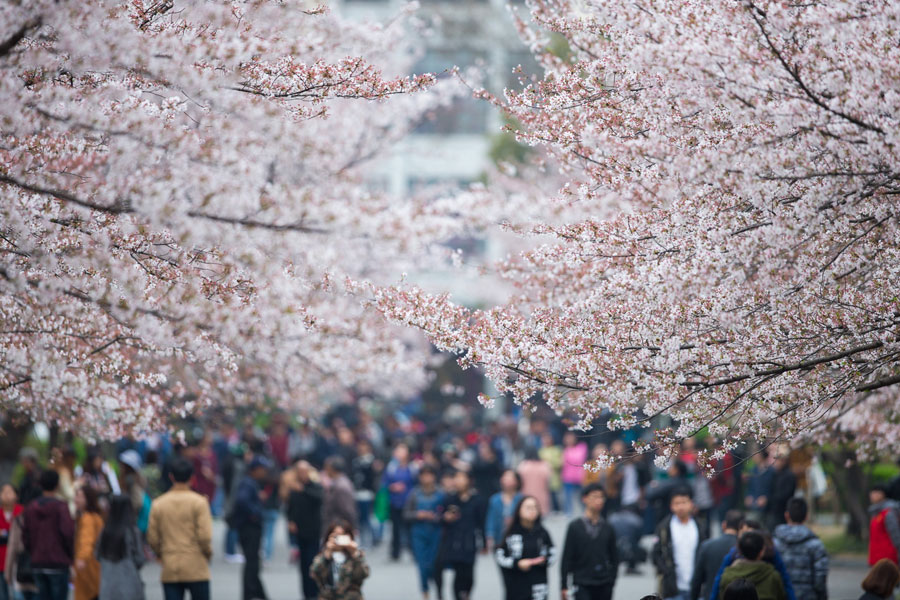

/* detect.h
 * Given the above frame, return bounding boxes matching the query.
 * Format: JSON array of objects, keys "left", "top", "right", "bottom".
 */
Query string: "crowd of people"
[{"left": 0, "top": 403, "right": 897, "bottom": 600}]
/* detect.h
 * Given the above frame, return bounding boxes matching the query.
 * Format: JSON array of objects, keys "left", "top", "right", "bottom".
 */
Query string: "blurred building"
[{"left": 336, "top": 0, "right": 537, "bottom": 307}]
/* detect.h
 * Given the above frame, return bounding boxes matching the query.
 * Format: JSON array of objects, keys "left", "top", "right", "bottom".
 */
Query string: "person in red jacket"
[
  {"left": 868, "top": 484, "right": 900, "bottom": 566},
  {"left": 0, "top": 483, "right": 23, "bottom": 600},
  {"left": 22, "top": 470, "right": 74, "bottom": 600}
]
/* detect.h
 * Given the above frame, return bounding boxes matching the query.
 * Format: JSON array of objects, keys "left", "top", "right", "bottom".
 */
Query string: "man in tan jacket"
[{"left": 148, "top": 456, "right": 213, "bottom": 600}]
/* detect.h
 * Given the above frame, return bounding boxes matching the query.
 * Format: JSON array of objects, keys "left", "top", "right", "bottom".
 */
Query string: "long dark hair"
[
  {"left": 97, "top": 495, "right": 135, "bottom": 561},
  {"left": 503, "top": 495, "right": 543, "bottom": 539},
  {"left": 78, "top": 485, "right": 102, "bottom": 515}
]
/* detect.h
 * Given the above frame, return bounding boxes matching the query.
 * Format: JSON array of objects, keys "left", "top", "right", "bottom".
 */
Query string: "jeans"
[
  {"left": 163, "top": 581, "right": 211, "bottom": 600},
  {"left": 356, "top": 499, "right": 375, "bottom": 547},
  {"left": 563, "top": 482, "right": 582, "bottom": 516},
  {"left": 262, "top": 508, "right": 279, "bottom": 560},
  {"left": 211, "top": 487, "right": 225, "bottom": 518},
  {"left": 225, "top": 526, "right": 240, "bottom": 555},
  {"left": 297, "top": 538, "right": 319, "bottom": 600},
  {"left": 33, "top": 570, "right": 68, "bottom": 600},
  {"left": 0, "top": 578, "right": 10, "bottom": 600},
  {"left": 239, "top": 524, "right": 267, "bottom": 600}
]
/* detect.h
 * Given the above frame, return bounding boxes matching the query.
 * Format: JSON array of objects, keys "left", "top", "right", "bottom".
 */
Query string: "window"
[{"left": 413, "top": 49, "right": 490, "bottom": 135}]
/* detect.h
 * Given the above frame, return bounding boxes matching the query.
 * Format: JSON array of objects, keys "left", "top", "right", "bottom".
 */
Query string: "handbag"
[
  {"left": 16, "top": 551, "right": 33, "bottom": 585},
  {"left": 373, "top": 487, "right": 390, "bottom": 524}
]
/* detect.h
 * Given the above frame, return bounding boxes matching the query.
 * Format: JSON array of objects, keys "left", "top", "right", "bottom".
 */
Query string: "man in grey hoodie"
[{"left": 773, "top": 498, "right": 828, "bottom": 600}]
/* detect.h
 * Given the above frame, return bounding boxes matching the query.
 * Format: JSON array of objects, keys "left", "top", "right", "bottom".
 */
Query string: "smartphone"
[{"left": 335, "top": 534, "right": 353, "bottom": 547}]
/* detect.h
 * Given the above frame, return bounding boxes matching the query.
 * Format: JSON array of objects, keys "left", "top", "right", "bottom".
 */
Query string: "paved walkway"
[{"left": 142, "top": 514, "right": 868, "bottom": 600}]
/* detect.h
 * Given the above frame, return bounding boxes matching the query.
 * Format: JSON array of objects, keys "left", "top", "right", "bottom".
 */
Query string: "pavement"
[{"left": 142, "top": 514, "right": 869, "bottom": 600}]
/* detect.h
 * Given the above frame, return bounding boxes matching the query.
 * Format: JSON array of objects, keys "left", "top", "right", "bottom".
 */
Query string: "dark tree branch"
[{"left": 0, "top": 17, "right": 42, "bottom": 59}]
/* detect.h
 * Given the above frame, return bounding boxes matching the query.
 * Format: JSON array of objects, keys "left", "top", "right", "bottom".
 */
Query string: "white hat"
[{"left": 118, "top": 449, "right": 142, "bottom": 471}]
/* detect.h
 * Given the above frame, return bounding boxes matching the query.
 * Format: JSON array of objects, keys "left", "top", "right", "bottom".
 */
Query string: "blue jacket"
[
  {"left": 710, "top": 545, "right": 796, "bottom": 600},
  {"left": 403, "top": 486, "right": 444, "bottom": 542},
  {"left": 231, "top": 475, "right": 263, "bottom": 528},
  {"left": 381, "top": 461, "right": 416, "bottom": 509},
  {"left": 773, "top": 524, "right": 828, "bottom": 600},
  {"left": 485, "top": 492, "right": 522, "bottom": 545}
]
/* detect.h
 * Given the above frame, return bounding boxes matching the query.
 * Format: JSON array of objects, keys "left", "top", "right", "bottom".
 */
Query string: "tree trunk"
[
  {"left": 823, "top": 447, "right": 869, "bottom": 539},
  {"left": 0, "top": 414, "right": 32, "bottom": 484}
]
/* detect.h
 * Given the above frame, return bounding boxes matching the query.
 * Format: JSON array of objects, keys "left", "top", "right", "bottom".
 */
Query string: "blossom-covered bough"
[
  {"left": 379, "top": 0, "right": 900, "bottom": 464},
  {"left": 0, "top": 0, "right": 466, "bottom": 437}
]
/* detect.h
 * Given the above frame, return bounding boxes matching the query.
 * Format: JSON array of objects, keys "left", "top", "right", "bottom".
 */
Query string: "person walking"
[
  {"left": 4, "top": 502, "right": 37, "bottom": 600},
  {"left": 310, "top": 521, "right": 369, "bottom": 600},
  {"left": 403, "top": 465, "right": 444, "bottom": 600},
  {"left": 609, "top": 504, "right": 646, "bottom": 575},
  {"left": 718, "top": 531, "right": 787, "bottom": 600},
  {"left": 764, "top": 456, "right": 796, "bottom": 531},
  {"left": 0, "top": 483, "right": 23, "bottom": 600},
  {"left": 485, "top": 470, "right": 522, "bottom": 551},
  {"left": 517, "top": 448, "right": 552, "bottom": 517},
  {"left": 97, "top": 494, "right": 145, "bottom": 600},
  {"left": 495, "top": 496, "right": 556, "bottom": 600},
  {"left": 773, "top": 498, "right": 828, "bottom": 600},
  {"left": 260, "top": 469, "right": 281, "bottom": 563},
  {"left": 286, "top": 461, "right": 323, "bottom": 600},
  {"left": 22, "top": 470, "right": 74, "bottom": 600},
  {"left": 190, "top": 434, "right": 218, "bottom": 506},
  {"left": 538, "top": 433, "right": 563, "bottom": 514},
  {"left": 73, "top": 486, "right": 103, "bottom": 600},
  {"left": 724, "top": 579, "right": 760, "bottom": 600},
  {"left": 146, "top": 456, "right": 214, "bottom": 600},
  {"left": 0, "top": 484, "right": 23, "bottom": 600},
  {"left": 560, "top": 483, "right": 618, "bottom": 600},
  {"left": 471, "top": 442, "right": 503, "bottom": 502},
  {"left": 381, "top": 443, "right": 415, "bottom": 561},
  {"left": 231, "top": 456, "right": 270, "bottom": 600},
  {"left": 79, "top": 450, "right": 113, "bottom": 511},
  {"left": 652, "top": 488, "right": 706, "bottom": 600},
  {"left": 708, "top": 519, "right": 797, "bottom": 600},
  {"left": 118, "top": 450, "right": 150, "bottom": 534},
  {"left": 51, "top": 448, "right": 77, "bottom": 516},
  {"left": 435, "top": 470, "right": 485, "bottom": 600},
  {"left": 859, "top": 559, "right": 900, "bottom": 600},
  {"left": 351, "top": 439, "right": 381, "bottom": 548},
  {"left": 16, "top": 449, "right": 43, "bottom": 507},
  {"left": 323, "top": 457, "right": 358, "bottom": 533},
  {"left": 560, "top": 433, "right": 588, "bottom": 517},
  {"left": 867, "top": 484, "right": 900, "bottom": 566},
  {"left": 691, "top": 510, "right": 743, "bottom": 600},
  {"left": 223, "top": 445, "right": 250, "bottom": 564}
]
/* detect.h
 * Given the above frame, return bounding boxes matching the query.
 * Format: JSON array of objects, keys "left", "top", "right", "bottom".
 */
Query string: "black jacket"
[
  {"left": 767, "top": 468, "right": 797, "bottom": 523},
  {"left": 495, "top": 524, "right": 556, "bottom": 600},
  {"left": 691, "top": 533, "right": 737, "bottom": 600},
  {"left": 438, "top": 492, "right": 485, "bottom": 564},
  {"left": 286, "top": 482, "right": 323, "bottom": 542},
  {"left": 653, "top": 515, "right": 708, "bottom": 598},
  {"left": 560, "top": 516, "right": 618, "bottom": 590}
]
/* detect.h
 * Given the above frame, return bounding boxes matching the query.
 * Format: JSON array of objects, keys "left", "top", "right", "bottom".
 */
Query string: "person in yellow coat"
[{"left": 73, "top": 486, "right": 104, "bottom": 600}]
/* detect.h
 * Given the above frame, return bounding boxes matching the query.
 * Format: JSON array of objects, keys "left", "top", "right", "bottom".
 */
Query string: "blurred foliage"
[
  {"left": 545, "top": 33, "right": 574, "bottom": 62},
  {"left": 821, "top": 529, "right": 868, "bottom": 556},
  {"left": 487, "top": 115, "right": 531, "bottom": 167}
]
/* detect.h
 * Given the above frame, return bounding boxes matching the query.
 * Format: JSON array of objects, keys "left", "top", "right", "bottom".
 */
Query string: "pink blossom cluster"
[
  {"left": 380, "top": 0, "right": 900, "bottom": 460},
  {"left": 0, "top": 0, "right": 462, "bottom": 437}
]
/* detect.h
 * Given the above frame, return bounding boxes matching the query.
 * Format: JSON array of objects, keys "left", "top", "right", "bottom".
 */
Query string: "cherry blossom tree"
[
  {"left": 0, "top": 0, "right": 468, "bottom": 436},
  {"left": 379, "top": 0, "right": 900, "bottom": 462}
]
